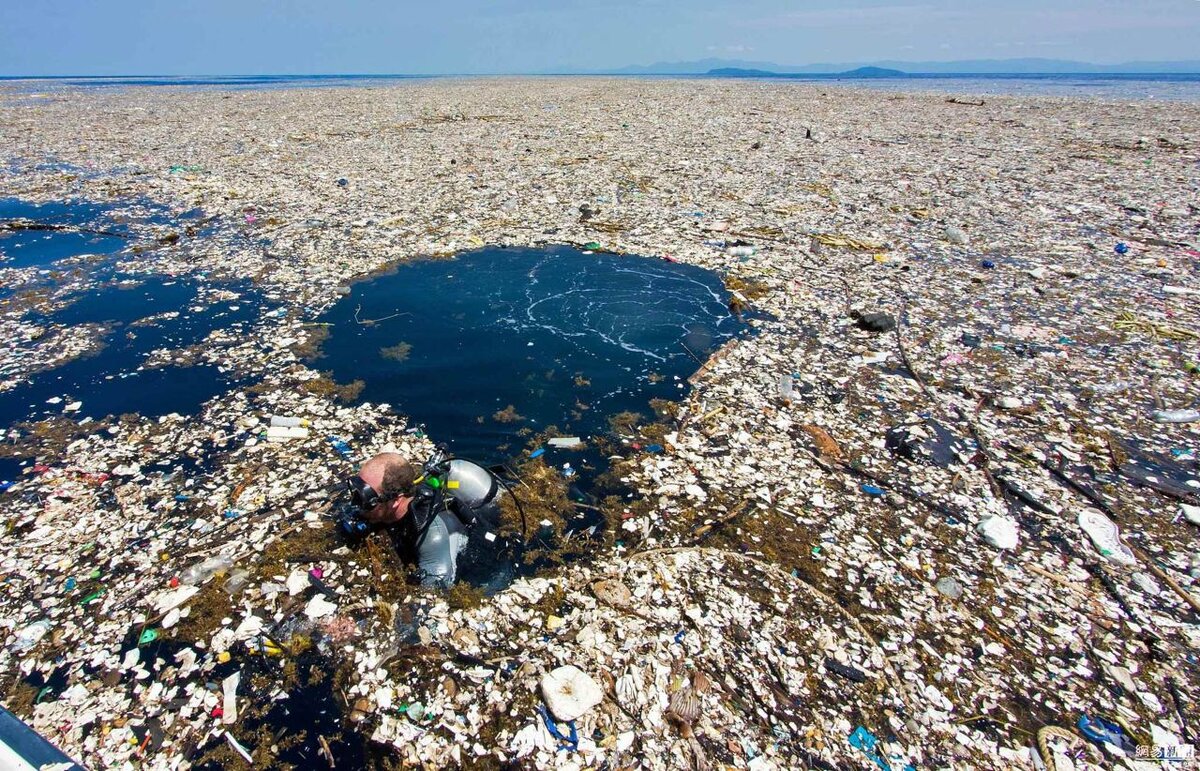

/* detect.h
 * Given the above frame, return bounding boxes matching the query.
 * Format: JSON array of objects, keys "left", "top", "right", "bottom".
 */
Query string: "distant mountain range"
[
  {"left": 602, "top": 57, "right": 1200, "bottom": 75},
  {"left": 709, "top": 66, "right": 905, "bottom": 79}
]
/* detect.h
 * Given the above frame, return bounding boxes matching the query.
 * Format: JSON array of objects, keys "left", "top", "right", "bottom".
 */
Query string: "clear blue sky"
[{"left": 2, "top": 0, "right": 1198, "bottom": 75}]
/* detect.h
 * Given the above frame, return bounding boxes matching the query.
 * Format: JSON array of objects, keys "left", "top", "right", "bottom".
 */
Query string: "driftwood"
[{"left": 946, "top": 97, "right": 985, "bottom": 106}]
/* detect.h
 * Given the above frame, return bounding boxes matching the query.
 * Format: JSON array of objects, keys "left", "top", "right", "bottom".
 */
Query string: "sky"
[{"left": 1, "top": 0, "right": 1199, "bottom": 75}]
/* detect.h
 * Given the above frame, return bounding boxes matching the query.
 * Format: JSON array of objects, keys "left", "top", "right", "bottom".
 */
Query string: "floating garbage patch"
[
  {"left": 0, "top": 79, "right": 1199, "bottom": 770},
  {"left": 317, "top": 244, "right": 749, "bottom": 485}
]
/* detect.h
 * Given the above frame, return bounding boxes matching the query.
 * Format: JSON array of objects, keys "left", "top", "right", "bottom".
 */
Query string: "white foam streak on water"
[{"left": 509, "top": 255, "right": 732, "bottom": 363}]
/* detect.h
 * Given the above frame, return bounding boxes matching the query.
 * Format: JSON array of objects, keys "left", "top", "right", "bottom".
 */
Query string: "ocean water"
[
  {"left": 1, "top": 198, "right": 135, "bottom": 269},
  {"left": 0, "top": 199, "right": 263, "bottom": 430},
  {"left": 765, "top": 73, "right": 1200, "bottom": 102},
  {"left": 317, "top": 246, "right": 747, "bottom": 477},
  {"left": 0, "top": 274, "right": 261, "bottom": 428},
  {"left": 1, "top": 72, "right": 1198, "bottom": 101}
]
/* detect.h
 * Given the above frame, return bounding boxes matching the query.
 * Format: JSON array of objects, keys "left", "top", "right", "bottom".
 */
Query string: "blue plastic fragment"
[
  {"left": 174, "top": 494, "right": 190, "bottom": 502},
  {"left": 849, "top": 726, "right": 889, "bottom": 771},
  {"left": 64, "top": 577, "right": 76, "bottom": 591},
  {"left": 0, "top": 481, "right": 11, "bottom": 493},
  {"left": 645, "top": 444, "right": 664, "bottom": 453},
  {"left": 861, "top": 484, "right": 885, "bottom": 497},
  {"left": 1115, "top": 242, "right": 1130, "bottom": 254},
  {"left": 329, "top": 437, "right": 354, "bottom": 459},
  {"left": 674, "top": 630, "right": 686, "bottom": 643},
  {"left": 530, "top": 448, "right": 546, "bottom": 459},
  {"left": 538, "top": 704, "right": 579, "bottom": 751},
  {"left": 980, "top": 259, "right": 996, "bottom": 269},
  {"left": 1077, "top": 714, "right": 1136, "bottom": 753},
  {"left": 223, "top": 509, "right": 241, "bottom": 520}
]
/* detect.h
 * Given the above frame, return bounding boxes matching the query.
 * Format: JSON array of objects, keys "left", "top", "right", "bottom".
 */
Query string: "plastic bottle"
[
  {"left": 266, "top": 425, "right": 310, "bottom": 441},
  {"left": 270, "top": 416, "right": 309, "bottom": 428},
  {"left": 727, "top": 246, "right": 757, "bottom": 258},
  {"left": 778, "top": 374, "right": 795, "bottom": 402},
  {"left": 179, "top": 554, "right": 234, "bottom": 586},
  {"left": 223, "top": 568, "right": 250, "bottom": 594}
]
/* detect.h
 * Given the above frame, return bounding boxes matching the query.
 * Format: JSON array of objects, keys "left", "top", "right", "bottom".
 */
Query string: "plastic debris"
[
  {"left": 1078, "top": 510, "right": 1136, "bottom": 564},
  {"left": 856, "top": 312, "right": 896, "bottom": 333},
  {"left": 0, "top": 77, "right": 1197, "bottom": 771},
  {"left": 934, "top": 577, "right": 963, "bottom": 599},
  {"left": 977, "top": 514, "right": 1020, "bottom": 550},
  {"left": 540, "top": 665, "right": 603, "bottom": 722},
  {"left": 1152, "top": 409, "right": 1200, "bottom": 424},
  {"left": 222, "top": 672, "right": 240, "bottom": 725}
]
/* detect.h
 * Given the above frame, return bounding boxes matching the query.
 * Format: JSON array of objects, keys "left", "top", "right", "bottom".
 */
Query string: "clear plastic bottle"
[
  {"left": 223, "top": 568, "right": 250, "bottom": 593},
  {"left": 179, "top": 554, "right": 235, "bottom": 585},
  {"left": 778, "top": 374, "right": 795, "bottom": 402}
]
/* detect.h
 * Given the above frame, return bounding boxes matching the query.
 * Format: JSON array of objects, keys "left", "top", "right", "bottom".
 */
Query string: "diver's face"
[
  {"left": 353, "top": 468, "right": 412, "bottom": 524},
  {"left": 362, "top": 491, "right": 412, "bottom": 524}
]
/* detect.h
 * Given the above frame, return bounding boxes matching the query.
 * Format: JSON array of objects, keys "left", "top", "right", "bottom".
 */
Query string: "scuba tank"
[
  {"left": 442, "top": 459, "right": 503, "bottom": 530},
  {"left": 411, "top": 448, "right": 506, "bottom": 541}
]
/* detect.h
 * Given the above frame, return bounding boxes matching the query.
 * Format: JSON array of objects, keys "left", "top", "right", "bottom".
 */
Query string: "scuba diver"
[{"left": 340, "top": 447, "right": 510, "bottom": 588}]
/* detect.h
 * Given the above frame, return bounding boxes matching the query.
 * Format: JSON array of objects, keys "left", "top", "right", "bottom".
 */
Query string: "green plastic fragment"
[
  {"left": 139, "top": 628, "right": 159, "bottom": 645},
  {"left": 79, "top": 588, "right": 105, "bottom": 604},
  {"left": 583, "top": 242, "right": 602, "bottom": 251}
]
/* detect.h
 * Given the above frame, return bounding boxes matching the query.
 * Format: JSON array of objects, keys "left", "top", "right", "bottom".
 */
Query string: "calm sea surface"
[{"left": 1, "top": 72, "right": 1198, "bottom": 101}]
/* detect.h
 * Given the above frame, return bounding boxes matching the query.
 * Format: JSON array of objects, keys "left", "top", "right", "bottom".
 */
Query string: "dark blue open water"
[
  {"left": 318, "top": 246, "right": 747, "bottom": 475},
  {"left": 0, "top": 197, "right": 206, "bottom": 272},
  {"left": 0, "top": 199, "right": 263, "bottom": 430},
  {"left": 0, "top": 199, "right": 132, "bottom": 268},
  {"left": 0, "top": 275, "right": 261, "bottom": 427}
]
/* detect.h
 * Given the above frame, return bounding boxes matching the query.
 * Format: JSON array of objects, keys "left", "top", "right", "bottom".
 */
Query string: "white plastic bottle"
[{"left": 270, "top": 416, "right": 310, "bottom": 428}]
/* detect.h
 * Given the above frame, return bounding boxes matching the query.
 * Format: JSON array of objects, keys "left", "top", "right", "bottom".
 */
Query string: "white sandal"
[{"left": 1077, "top": 509, "right": 1136, "bottom": 565}]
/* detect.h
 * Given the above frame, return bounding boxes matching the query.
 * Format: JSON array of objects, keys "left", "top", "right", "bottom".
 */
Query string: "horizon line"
[{"left": 5, "top": 69, "right": 1200, "bottom": 79}]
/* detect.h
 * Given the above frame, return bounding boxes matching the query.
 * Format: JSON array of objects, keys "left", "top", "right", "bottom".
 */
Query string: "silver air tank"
[{"left": 445, "top": 459, "right": 503, "bottom": 528}]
